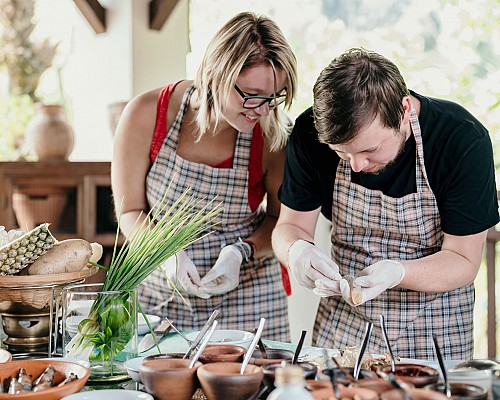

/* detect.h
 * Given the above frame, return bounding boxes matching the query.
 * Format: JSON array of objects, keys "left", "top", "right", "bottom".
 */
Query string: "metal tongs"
[
  {"left": 183, "top": 309, "right": 220, "bottom": 359},
  {"left": 353, "top": 321, "right": 373, "bottom": 380}
]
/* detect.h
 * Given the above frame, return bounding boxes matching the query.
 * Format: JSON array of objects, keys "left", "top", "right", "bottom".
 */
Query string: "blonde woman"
[{"left": 112, "top": 12, "right": 297, "bottom": 340}]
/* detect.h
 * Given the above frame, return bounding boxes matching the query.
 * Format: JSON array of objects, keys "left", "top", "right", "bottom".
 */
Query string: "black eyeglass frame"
[{"left": 234, "top": 84, "right": 287, "bottom": 109}]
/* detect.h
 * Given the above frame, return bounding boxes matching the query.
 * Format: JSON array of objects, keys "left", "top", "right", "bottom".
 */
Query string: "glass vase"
[{"left": 61, "top": 283, "right": 137, "bottom": 381}]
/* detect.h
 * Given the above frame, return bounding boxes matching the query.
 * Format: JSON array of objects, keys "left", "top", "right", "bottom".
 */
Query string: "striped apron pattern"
[
  {"left": 141, "top": 85, "right": 290, "bottom": 341},
  {"left": 313, "top": 108, "right": 474, "bottom": 359}
]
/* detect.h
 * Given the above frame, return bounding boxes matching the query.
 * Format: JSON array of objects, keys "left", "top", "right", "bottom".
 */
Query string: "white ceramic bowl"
[
  {"left": 62, "top": 389, "right": 153, "bottom": 399},
  {"left": 137, "top": 314, "right": 161, "bottom": 335},
  {"left": 124, "top": 356, "right": 146, "bottom": 383},
  {"left": 0, "top": 348, "right": 12, "bottom": 363},
  {"left": 186, "top": 329, "right": 255, "bottom": 350}
]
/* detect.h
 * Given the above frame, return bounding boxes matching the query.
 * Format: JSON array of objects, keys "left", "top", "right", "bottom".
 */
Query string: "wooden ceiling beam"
[
  {"left": 73, "top": 0, "right": 107, "bottom": 34},
  {"left": 149, "top": 0, "right": 180, "bottom": 31}
]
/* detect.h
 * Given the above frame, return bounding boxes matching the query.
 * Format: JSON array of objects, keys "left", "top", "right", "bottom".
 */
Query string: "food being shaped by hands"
[{"left": 344, "top": 275, "right": 363, "bottom": 305}]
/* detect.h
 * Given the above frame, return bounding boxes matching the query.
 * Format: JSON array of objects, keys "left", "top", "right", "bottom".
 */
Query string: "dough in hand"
[{"left": 344, "top": 275, "right": 363, "bottom": 305}]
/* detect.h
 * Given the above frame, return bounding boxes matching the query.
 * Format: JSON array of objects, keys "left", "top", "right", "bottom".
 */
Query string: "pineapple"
[{"left": 0, "top": 223, "right": 56, "bottom": 276}]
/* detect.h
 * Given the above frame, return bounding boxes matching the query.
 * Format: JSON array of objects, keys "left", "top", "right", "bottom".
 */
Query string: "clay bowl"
[
  {"left": 306, "top": 380, "right": 378, "bottom": 400},
  {"left": 198, "top": 344, "right": 246, "bottom": 364},
  {"left": 197, "top": 362, "right": 263, "bottom": 400},
  {"left": 0, "top": 359, "right": 90, "bottom": 400},
  {"left": 262, "top": 361, "right": 318, "bottom": 392},
  {"left": 144, "top": 352, "right": 186, "bottom": 362},
  {"left": 352, "top": 377, "right": 402, "bottom": 394},
  {"left": 377, "top": 363, "right": 440, "bottom": 388},
  {"left": 424, "top": 382, "right": 488, "bottom": 399},
  {"left": 139, "top": 358, "right": 202, "bottom": 400},
  {"left": 319, "top": 367, "right": 377, "bottom": 386},
  {"left": 250, "top": 348, "right": 294, "bottom": 366},
  {"left": 380, "top": 388, "right": 448, "bottom": 399}
]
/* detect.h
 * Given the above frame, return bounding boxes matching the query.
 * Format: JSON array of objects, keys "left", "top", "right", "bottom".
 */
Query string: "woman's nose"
[{"left": 254, "top": 102, "right": 270, "bottom": 116}]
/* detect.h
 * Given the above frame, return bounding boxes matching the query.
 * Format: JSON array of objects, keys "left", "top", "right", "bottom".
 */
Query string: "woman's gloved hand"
[
  {"left": 340, "top": 260, "right": 406, "bottom": 306},
  {"left": 287, "top": 240, "right": 341, "bottom": 290},
  {"left": 198, "top": 245, "right": 243, "bottom": 296},
  {"left": 160, "top": 250, "right": 210, "bottom": 299}
]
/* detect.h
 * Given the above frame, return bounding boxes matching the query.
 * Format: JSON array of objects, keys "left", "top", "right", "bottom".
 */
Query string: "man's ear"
[{"left": 401, "top": 96, "right": 412, "bottom": 125}]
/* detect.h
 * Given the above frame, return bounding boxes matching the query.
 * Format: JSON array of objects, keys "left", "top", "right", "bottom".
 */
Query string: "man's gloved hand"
[
  {"left": 160, "top": 250, "right": 210, "bottom": 299},
  {"left": 198, "top": 245, "right": 242, "bottom": 296},
  {"left": 340, "top": 260, "right": 405, "bottom": 306},
  {"left": 288, "top": 240, "right": 341, "bottom": 290}
]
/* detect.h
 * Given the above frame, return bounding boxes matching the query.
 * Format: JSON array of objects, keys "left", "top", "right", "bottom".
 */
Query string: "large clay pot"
[{"left": 26, "top": 104, "right": 74, "bottom": 160}]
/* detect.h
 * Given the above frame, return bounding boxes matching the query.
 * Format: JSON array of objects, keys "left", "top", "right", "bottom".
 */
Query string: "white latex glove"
[
  {"left": 313, "top": 278, "right": 342, "bottom": 297},
  {"left": 160, "top": 250, "right": 210, "bottom": 299},
  {"left": 198, "top": 245, "right": 242, "bottom": 295},
  {"left": 288, "top": 240, "right": 341, "bottom": 290},
  {"left": 340, "top": 260, "right": 406, "bottom": 306}
]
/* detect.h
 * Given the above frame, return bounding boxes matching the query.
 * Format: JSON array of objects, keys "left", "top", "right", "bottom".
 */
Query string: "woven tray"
[{"left": 0, "top": 267, "right": 98, "bottom": 309}]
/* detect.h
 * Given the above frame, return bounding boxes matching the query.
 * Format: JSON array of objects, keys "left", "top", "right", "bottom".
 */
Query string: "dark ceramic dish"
[
  {"left": 424, "top": 382, "right": 488, "bottom": 400},
  {"left": 377, "top": 363, "right": 440, "bottom": 388},
  {"left": 250, "top": 348, "right": 294, "bottom": 366}
]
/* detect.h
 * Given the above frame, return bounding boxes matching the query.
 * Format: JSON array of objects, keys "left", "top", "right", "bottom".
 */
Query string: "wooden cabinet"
[{"left": 0, "top": 161, "right": 122, "bottom": 282}]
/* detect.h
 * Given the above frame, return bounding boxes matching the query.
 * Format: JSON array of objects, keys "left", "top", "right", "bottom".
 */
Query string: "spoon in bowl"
[
  {"left": 379, "top": 314, "right": 396, "bottom": 374},
  {"left": 353, "top": 321, "right": 373, "bottom": 380},
  {"left": 292, "top": 330, "right": 307, "bottom": 364},
  {"left": 240, "top": 318, "right": 266, "bottom": 375},
  {"left": 188, "top": 320, "right": 218, "bottom": 369},
  {"left": 432, "top": 334, "right": 451, "bottom": 398}
]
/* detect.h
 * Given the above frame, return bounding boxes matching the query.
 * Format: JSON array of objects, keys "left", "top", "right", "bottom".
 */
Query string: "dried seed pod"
[
  {"left": 8, "top": 377, "right": 26, "bottom": 394},
  {"left": 17, "top": 368, "right": 32, "bottom": 391},
  {"left": 58, "top": 372, "right": 79, "bottom": 386},
  {"left": 344, "top": 275, "right": 363, "bottom": 305},
  {"left": 33, "top": 381, "right": 52, "bottom": 392},
  {"left": 33, "top": 365, "right": 55, "bottom": 386}
]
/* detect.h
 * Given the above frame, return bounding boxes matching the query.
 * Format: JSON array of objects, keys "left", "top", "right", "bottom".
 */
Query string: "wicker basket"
[{"left": 0, "top": 267, "right": 98, "bottom": 309}]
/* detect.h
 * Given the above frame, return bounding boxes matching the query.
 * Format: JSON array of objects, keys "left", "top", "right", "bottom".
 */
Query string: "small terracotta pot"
[
  {"left": 250, "top": 348, "right": 294, "bottom": 366},
  {"left": 306, "top": 380, "right": 378, "bottom": 400},
  {"left": 380, "top": 388, "right": 448, "bottom": 400},
  {"left": 197, "top": 362, "right": 263, "bottom": 400},
  {"left": 198, "top": 344, "right": 246, "bottom": 364},
  {"left": 139, "top": 358, "right": 202, "bottom": 400},
  {"left": 424, "top": 382, "right": 488, "bottom": 399},
  {"left": 262, "top": 361, "right": 317, "bottom": 392},
  {"left": 319, "top": 367, "right": 376, "bottom": 386},
  {"left": 377, "top": 363, "right": 440, "bottom": 388},
  {"left": 352, "top": 377, "right": 399, "bottom": 394}
]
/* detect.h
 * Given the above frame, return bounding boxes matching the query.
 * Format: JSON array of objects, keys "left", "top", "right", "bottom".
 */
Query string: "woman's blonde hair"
[{"left": 194, "top": 12, "right": 297, "bottom": 151}]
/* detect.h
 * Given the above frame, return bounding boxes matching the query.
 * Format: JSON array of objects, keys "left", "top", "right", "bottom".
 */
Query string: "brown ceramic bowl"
[
  {"left": 306, "top": 380, "right": 378, "bottom": 400},
  {"left": 139, "top": 358, "right": 202, "bottom": 400},
  {"left": 377, "top": 363, "right": 440, "bottom": 388},
  {"left": 424, "top": 382, "right": 488, "bottom": 399},
  {"left": 250, "top": 348, "right": 294, "bottom": 366},
  {"left": 319, "top": 367, "right": 377, "bottom": 386},
  {"left": 0, "top": 359, "right": 90, "bottom": 400},
  {"left": 144, "top": 352, "right": 186, "bottom": 362},
  {"left": 197, "top": 362, "right": 263, "bottom": 400},
  {"left": 381, "top": 388, "right": 448, "bottom": 399},
  {"left": 352, "top": 377, "right": 402, "bottom": 394},
  {"left": 262, "top": 361, "right": 318, "bottom": 392},
  {"left": 198, "top": 344, "right": 246, "bottom": 364}
]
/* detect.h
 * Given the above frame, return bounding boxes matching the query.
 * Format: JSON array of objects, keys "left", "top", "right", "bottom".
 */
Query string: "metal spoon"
[
  {"left": 240, "top": 318, "right": 266, "bottom": 375},
  {"left": 292, "top": 330, "right": 307, "bottom": 364},
  {"left": 432, "top": 334, "right": 451, "bottom": 398},
  {"left": 183, "top": 309, "right": 220, "bottom": 359},
  {"left": 379, "top": 314, "right": 396, "bottom": 373},
  {"left": 163, "top": 316, "right": 194, "bottom": 346},
  {"left": 323, "top": 349, "right": 341, "bottom": 400},
  {"left": 188, "top": 320, "right": 218, "bottom": 369},
  {"left": 353, "top": 321, "right": 373, "bottom": 380}
]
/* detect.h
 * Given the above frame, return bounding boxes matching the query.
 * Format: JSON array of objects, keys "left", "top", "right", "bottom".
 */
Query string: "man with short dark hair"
[{"left": 272, "top": 48, "right": 499, "bottom": 359}]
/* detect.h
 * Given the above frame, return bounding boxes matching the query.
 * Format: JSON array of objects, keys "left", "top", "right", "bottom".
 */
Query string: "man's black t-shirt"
[{"left": 279, "top": 91, "right": 499, "bottom": 236}]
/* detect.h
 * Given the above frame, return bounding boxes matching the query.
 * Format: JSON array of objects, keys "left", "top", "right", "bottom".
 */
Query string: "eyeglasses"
[{"left": 234, "top": 84, "right": 287, "bottom": 109}]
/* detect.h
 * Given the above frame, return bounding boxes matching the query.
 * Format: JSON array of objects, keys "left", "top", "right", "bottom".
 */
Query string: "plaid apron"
[
  {"left": 313, "top": 108, "right": 474, "bottom": 359},
  {"left": 141, "top": 85, "right": 290, "bottom": 341}
]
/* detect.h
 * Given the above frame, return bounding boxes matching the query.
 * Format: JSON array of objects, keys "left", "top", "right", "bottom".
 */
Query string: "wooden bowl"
[
  {"left": 377, "top": 363, "right": 440, "bottom": 388},
  {"left": 262, "top": 361, "right": 317, "bottom": 392},
  {"left": 306, "top": 380, "right": 378, "bottom": 400},
  {"left": 139, "top": 358, "right": 202, "bottom": 400},
  {"left": 197, "top": 362, "right": 263, "bottom": 400},
  {"left": 0, "top": 359, "right": 90, "bottom": 399},
  {"left": 198, "top": 345, "right": 246, "bottom": 364},
  {"left": 380, "top": 388, "right": 448, "bottom": 399},
  {"left": 250, "top": 348, "right": 294, "bottom": 366}
]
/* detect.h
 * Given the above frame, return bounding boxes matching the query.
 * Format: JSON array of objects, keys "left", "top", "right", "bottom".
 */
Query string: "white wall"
[{"left": 63, "top": 0, "right": 189, "bottom": 161}]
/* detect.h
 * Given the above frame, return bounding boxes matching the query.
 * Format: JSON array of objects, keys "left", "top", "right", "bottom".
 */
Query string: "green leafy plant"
[{"left": 65, "top": 188, "right": 222, "bottom": 362}]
